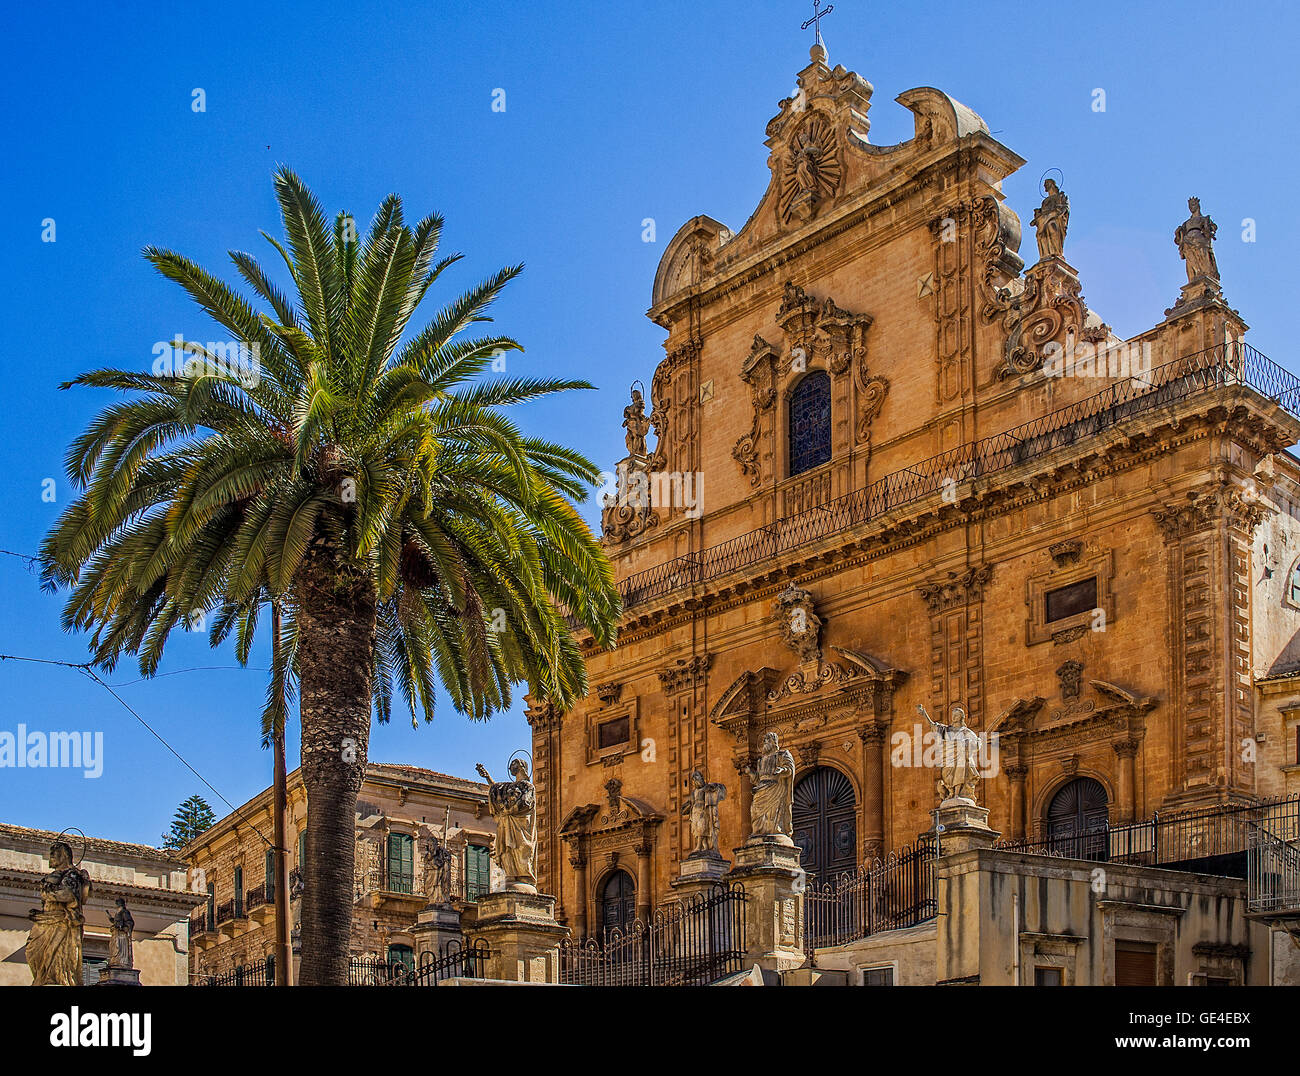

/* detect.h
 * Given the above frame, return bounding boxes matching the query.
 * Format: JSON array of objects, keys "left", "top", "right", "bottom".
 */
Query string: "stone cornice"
[{"left": 580, "top": 391, "right": 1288, "bottom": 652}]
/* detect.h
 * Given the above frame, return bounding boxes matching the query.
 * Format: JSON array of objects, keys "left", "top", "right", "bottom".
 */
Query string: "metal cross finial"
[{"left": 802, "top": 0, "right": 834, "bottom": 47}]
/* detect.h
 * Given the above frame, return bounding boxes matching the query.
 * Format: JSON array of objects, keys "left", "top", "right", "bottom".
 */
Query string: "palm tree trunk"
[{"left": 295, "top": 544, "right": 377, "bottom": 986}]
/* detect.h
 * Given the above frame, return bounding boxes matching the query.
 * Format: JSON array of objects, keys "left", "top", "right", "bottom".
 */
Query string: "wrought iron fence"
[
  {"left": 804, "top": 838, "right": 937, "bottom": 950},
  {"left": 559, "top": 880, "right": 747, "bottom": 986},
  {"left": 608, "top": 341, "right": 1300, "bottom": 613},
  {"left": 994, "top": 794, "right": 1300, "bottom": 873},
  {"left": 1247, "top": 822, "right": 1300, "bottom": 914},
  {"left": 198, "top": 957, "right": 275, "bottom": 986},
  {"left": 347, "top": 939, "right": 488, "bottom": 986}
]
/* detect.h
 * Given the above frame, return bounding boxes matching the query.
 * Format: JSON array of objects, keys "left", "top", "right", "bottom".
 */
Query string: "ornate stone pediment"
[
  {"left": 733, "top": 283, "right": 884, "bottom": 486},
  {"left": 994, "top": 679, "right": 1156, "bottom": 753},
  {"left": 765, "top": 47, "right": 871, "bottom": 229}
]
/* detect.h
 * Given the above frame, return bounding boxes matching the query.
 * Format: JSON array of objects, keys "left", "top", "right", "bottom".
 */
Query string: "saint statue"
[
  {"left": 681, "top": 770, "right": 727, "bottom": 855},
  {"left": 107, "top": 898, "right": 135, "bottom": 970},
  {"left": 26, "top": 840, "right": 92, "bottom": 986},
  {"left": 622, "top": 387, "right": 651, "bottom": 459},
  {"left": 1174, "top": 196, "right": 1220, "bottom": 283},
  {"left": 1031, "top": 178, "right": 1069, "bottom": 261},
  {"left": 918, "top": 703, "right": 982, "bottom": 803},
  {"left": 422, "top": 806, "right": 454, "bottom": 904},
  {"left": 744, "top": 732, "right": 796, "bottom": 839},
  {"left": 476, "top": 758, "right": 537, "bottom": 892}
]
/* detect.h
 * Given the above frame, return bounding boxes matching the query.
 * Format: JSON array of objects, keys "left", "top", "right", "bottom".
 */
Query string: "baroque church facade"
[{"left": 528, "top": 42, "right": 1300, "bottom": 942}]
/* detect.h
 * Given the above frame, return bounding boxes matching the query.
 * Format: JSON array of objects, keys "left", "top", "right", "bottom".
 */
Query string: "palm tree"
[{"left": 41, "top": 168, "right": 621, "bottom": 984}]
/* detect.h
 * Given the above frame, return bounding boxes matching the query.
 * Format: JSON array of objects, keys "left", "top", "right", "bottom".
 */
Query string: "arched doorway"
[
  {"left": 1046, "top": 777, "right": 1109, "bottom": 857},
  {"left": 596, "top": 869, "right": 637, "bottom": 936},
  {"left": 792, "top": 766, "right": 857, "bottom": 883}
]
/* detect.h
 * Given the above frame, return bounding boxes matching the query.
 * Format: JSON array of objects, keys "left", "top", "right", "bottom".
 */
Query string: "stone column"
[
  {"left": 858, "top": 721, "right": 887, "bottom": 860},
  {"left": 1005, "top": 764, "right": 1028, "bottom": 840},
  {"left": 728, "top": 836, "right": 805, "bottom": 972},
  {"left": 569, "top": 851, "right": 588, "bottom": 939},
  {"left": 1113, "top": 741, "right": 1139, "bottom": 823},
  {"left": 634, "top": 841, "right": 652, "bottom": 923},
  {"left": 468, "top": 891, "right": 569, "bottom": 984}
]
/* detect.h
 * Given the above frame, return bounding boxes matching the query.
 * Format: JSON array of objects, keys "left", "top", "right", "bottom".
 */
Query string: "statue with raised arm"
[
  {"left": 918, "top": 702, "right": 982, "bottom": 803},
  {"left": 26, "top": 840, "right": 92, "bottom": 986},
  {"left": 744, "top": 732, "right": 796, "bottom": 839},
  {"left": 1031, "top": 178, "right": 1069, "bottom": 260},
  {"left": 476, "top": 758, "right": 537, "bottom": 892},
  {"left": 622, "top": 387, "right": 651, "bottom": 459},
  {"left": 1174, "top": 196, "right": 1220, "bottom": 284},
  {"left": 682, "top": 770, "right": 727, "bottom": 855},
  {"left": 107, "top": 898, "right": 135, "bottom": 970}
]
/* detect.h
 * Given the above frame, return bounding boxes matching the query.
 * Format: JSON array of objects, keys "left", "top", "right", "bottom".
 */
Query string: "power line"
[{"left": 0, "top": 652, "right": 274, "bottom": 850}]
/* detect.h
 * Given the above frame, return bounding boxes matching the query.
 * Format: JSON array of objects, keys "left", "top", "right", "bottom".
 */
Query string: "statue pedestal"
[
  {"left": 97, "top": 966, "right": 141, "bottom": 986},
  {"left": 410, "top": 902, "right": 463, "bottom": 965},
  {"left": 728, "top": 836, "right": 805, "bottom": 972},
  {"left": 933, "top": 798, "right": 999, "bottom": 855},
  {"left": 468, "top": 890, "right": 568, "bottom": 984},
  {"left": 670, "top": 851, "right": 731, "bottom": 903}
]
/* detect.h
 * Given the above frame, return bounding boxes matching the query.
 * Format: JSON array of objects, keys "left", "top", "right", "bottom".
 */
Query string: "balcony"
[
  {"left": 245, "top": 884, "right": 277, "bottom": 928},
  {"left": 190, "top": 911, "right": 218, "bottom": 952},
  {"left": 603, "top": 342, "right": 1300, "bottom": 618}
]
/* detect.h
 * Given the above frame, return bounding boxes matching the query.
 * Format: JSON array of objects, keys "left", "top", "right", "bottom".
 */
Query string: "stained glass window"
[{"left": 789, "top": 371, "right": 832, "bottom": 477}]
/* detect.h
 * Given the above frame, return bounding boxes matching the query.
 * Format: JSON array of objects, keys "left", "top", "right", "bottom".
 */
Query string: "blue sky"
[{"left": 1, "top": 0, "right": 1296, "bottom": 844}]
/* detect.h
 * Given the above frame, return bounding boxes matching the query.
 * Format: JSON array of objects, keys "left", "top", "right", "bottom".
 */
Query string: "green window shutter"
[
  {"left": 387, "top": 834, "right": 414, "bottom": 893},
  {"left": 298, "top": 830, "right": 307, "bottom": 868},
  {"left": 466, "top": 844, "right": 490, "bottom": 901},
  {"left": 233, "top": 866, "right": 243, "bottom": 917},
  {"left": 265, "top": 849, "right": 276, "bottom": 901},
  {"left": 206, "top": 882, "right": 215, "bottom": 930}
]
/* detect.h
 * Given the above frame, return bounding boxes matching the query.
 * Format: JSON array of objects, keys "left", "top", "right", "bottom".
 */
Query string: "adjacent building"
[
  {"left": 0, "top": 822, "right": 201, "bottom": 986},
  {"left": 184, "top": 762, "right": 499, "bottom": 983}
]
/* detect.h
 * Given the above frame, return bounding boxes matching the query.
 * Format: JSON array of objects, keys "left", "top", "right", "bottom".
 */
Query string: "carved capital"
[
  {"left": 658, "top": 654, "right": 713, "bottom": 695},
  {"left": 917, "top": 564, "right": 994, "bottom": 613}
]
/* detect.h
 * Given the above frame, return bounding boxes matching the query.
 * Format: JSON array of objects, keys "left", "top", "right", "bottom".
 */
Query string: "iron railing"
[
  {"left": 995, "top": 794, "right": 1300, "bottom": 873},
  {"left": 1247, "top": 821, "right": 1300, "bottom": 914},
  {"left": 559, "top": 880, "right": 748, "bottom": 986},
  {"left": 804, "top": 838, "right": 937, "bottom": 950},
  {"left": 347, "top": 939, "right": 488, "bottom": 986},
  {"left": 605, "top": 342, "right": 1300, "bottom": 613},
  {"left": 199, "top": 957, "right": 275, "bottom": 986}
]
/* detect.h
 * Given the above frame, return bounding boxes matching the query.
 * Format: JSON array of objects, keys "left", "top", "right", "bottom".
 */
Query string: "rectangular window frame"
[{"left": 1026, "top": 550, "right": 1113, "bottom": 646}]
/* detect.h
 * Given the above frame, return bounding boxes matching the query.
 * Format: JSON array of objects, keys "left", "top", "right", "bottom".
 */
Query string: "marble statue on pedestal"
[
  {"left": 26, "top": 840, "right": 92, "bottom": 986},
  {"left": 476, "top": 758, "right": 537, "bottom": 892},
  {"left": 918, "top": 703, "right": 981, "bottom": 803},
  {"left": 1031, "top": 178, "right": 1069, "bottom": 260},
  {"left": 1175, "top": 196, "right": 1220, "bottom": 283},
  {"left": 108, "top": 898, "right": 135, "bottom": 970},
  {"left": 682, "top": 770, "right": 727, "bottom": 854},
  {"left": 744, "top": 732, "right": 796, "bottom": 839}
]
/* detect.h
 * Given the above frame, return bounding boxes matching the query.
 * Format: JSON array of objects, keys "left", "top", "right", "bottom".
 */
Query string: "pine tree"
[{"left": 162, "top": 795, "right": 216, "bottom": 851}]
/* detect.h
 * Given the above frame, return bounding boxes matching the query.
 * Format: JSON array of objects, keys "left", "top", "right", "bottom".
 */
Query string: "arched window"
[
  {"left": 788, "top": 371, "right": 832, "bottom": 477},
  {"left": 792, "top": 766, "right": 857, "bottom": 884},
  {"left": 1046, "top": 777, "right": 1109, "bottom": 857},
  {"left": 597, "top": 869, "right": 637, "bottom": 937}
]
